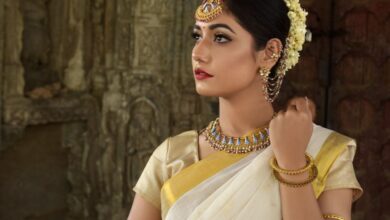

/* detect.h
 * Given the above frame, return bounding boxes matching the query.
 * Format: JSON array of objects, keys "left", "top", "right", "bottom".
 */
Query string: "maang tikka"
[{"left": 195, "top": 0, "right": 224, "bottom": 22}]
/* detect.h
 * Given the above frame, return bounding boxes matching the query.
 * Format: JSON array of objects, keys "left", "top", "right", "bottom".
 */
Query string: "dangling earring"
[
  {"left": 258, "top": 67, "right": 271, "bottom": 78},
  {"left": 271, "top": 53, "right": 280, "bottom": 61},
  {"left": 258, "top": 67, "right": 272, "bottom": 102},
  {"left": 258, "top": 66, "right": 285, "bottom": 103}
]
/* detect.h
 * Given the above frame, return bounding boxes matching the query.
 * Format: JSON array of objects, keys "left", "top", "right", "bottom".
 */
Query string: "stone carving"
[
  {"left": 91, "top": 0, "right": 105, "bottom": 67},
  {"left": 3, "top": 0, "right": 24, "bottom": 97},
  {"left": 100, "top": 73, "right": 129, "bottom": 193},
  {"left": 139, "top": 0, "right": 171, "bottom": 15},
  {"left": 93, "top": 73, "right": 129, "bottom": 220},
  {"left": 64, "top": 0, "right": 87, "bottom": 92},
  {"left": 126, "top": 97, "right": 159, "bottom": 201},
  {"left": 26, "top": 82, "right": 64, "bottom": 99},
  {"left": 20, "top": 0, "right": 60, "bottom": 93}
]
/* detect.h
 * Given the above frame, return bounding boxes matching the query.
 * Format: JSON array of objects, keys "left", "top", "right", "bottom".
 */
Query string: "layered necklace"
[{"left": 203, "top": 118, "right": 271, "bottom": 154}]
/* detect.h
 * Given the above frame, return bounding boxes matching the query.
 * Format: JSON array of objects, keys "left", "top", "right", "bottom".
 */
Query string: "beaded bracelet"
[
  {"left": 323, "top": 214, "right": 346, "bottom": 220},
  {"left": 270, "top": 153, "right": 314, "bottom": 175},
  {"left": 273, "top": 164, "right": 318, "bottom": 187}
]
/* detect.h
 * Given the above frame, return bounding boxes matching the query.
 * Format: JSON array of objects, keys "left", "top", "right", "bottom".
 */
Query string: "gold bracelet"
[
  {"left": 323, "top": 214, "right": 346, "bottom": 220},
  {"left": 273, "top": 164, "right": 318, "bottom": 187},
  {"left": 270, "top": 153, "right": 314, "bottom": 175}
]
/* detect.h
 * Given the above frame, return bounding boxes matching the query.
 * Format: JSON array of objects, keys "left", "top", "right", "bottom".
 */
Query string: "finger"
[
  {"left": 287, "top": 97, "right": 306, "bottom": 112},
  {"left": 286, "top": 104, "right": 297, "bottom": 112},
  {"left": 307, "top": 99, "right": 316, "bottom": 120},
  {"left": 304, "top": 97, "right": 313, "bottom": 119}
]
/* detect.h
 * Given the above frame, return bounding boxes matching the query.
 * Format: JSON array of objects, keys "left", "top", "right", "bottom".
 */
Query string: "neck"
[{"left": 218, "top": 83, "right": 274, "bottom": 137}]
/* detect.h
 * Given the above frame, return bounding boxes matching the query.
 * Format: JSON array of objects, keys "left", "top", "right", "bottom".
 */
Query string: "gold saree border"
[
  {"left": 312, "top": 132, "right": 352, "bottom": 198},
  {"left": 161, "top": 150, "right": 248, "bottom": 208}
]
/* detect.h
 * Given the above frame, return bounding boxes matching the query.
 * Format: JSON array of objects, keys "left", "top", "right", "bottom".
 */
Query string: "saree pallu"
[{"left": 160, "top": 124, "right": 363, "bottom": 220}]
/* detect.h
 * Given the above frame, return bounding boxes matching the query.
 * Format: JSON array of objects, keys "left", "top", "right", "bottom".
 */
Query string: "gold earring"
[
  {"left": 258, "top": 67, "right": 280, "bottom": 103},
  {"left": 271, "top": 53, "right": 280, "bottom": 60},
  {"left": 258, "top": 67, "right": 271, "bottom": 78}
]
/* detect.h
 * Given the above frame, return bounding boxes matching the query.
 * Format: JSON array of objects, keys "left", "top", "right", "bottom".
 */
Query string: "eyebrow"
[{"left": 194, "top": 23, "right": 236, "bottom": 34}]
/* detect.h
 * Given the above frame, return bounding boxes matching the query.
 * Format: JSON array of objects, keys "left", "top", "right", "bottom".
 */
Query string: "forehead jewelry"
[{"left": 195, "top": 0, "right": 224, "bottom": 22}]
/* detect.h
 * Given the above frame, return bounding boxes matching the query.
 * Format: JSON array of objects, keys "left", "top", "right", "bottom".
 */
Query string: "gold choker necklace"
[{"left": 204, "top": 118, "right": 270, "bottom": 154}]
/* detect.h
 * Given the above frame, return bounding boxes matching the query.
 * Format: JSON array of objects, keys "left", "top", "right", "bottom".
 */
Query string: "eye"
[
  {"left": 214, "top": 34, "right": 231, "bottom": 43},
  {"left": 191, "top": 32, "right": 202, "bottom": 41}
]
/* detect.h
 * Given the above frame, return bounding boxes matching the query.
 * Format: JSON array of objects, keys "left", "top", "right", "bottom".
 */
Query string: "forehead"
[{"left": 194, "top": 12, "right": 239, "bottom": 30}]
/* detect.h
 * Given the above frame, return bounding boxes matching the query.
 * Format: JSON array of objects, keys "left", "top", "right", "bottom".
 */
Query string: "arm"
[
  {"left": 128, "top": 139, "right": 170, "bottom": 220},
  {"left": 270, "top": 97, "right": 353, "bottom": 220},
  {"left": 277, "top": 162, "right": 353, "bottom": 220},
  {"left": 127, "top": 194, "right": 162, "bottom": 220}
]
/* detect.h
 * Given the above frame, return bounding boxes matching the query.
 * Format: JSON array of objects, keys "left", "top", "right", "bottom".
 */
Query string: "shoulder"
[
  {"left": 312, "top": 124, "right": 356, "bottom": 147},
  {"left": 169, "top": 130, "right": 199, "bottom": 145},
  {"left": 152, "top": 130, "right": 199, "bottom": 163},
  {"left": 308, "top": 124, "right": 356, "bottom": 158}
]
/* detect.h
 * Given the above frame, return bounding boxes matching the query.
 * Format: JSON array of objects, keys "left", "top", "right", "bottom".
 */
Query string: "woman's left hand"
[{"left": 269, "top": 97, "right": 314, "bottom": 168}]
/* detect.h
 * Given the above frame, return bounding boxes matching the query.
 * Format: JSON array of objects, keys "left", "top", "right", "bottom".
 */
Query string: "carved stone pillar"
[
  {"left": 3, "top": 0, "right": 24, "bottom": 98},
  {"left": 0, "top": 0, "right": 4, "bottom": 145},
  {"left": 64, "top": 0, "right": 88, "bottom": 92}
]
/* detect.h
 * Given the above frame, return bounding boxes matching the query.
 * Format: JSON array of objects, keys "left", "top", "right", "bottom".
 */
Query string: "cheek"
[
  {"left": 195, "top": 47, "right": 258, "bottom": 97},
  {"left": 193, "top": 41, "right": 260, "bottom": 97},
  {"left": 214, "top": 46, "right": 257, "bottom": 87}
]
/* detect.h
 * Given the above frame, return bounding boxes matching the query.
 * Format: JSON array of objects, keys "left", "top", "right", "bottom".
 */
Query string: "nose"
[{"left": 192, "top": 38, "right": 211, "bottom": 64}]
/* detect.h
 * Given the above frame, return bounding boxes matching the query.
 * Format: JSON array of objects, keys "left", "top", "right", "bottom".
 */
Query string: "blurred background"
[{"left": 0, "top": 0, "right": 389, "bottom": 219}]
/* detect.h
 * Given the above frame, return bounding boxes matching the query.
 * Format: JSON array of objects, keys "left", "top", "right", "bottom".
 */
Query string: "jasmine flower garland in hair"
[{"left": 278, "top": 0, "right": 308, "bottom": 75}]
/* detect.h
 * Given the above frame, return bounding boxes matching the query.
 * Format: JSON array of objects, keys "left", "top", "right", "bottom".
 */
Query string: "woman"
[{"left": 128, "top": 0, "right": 363, "bottom": 219}]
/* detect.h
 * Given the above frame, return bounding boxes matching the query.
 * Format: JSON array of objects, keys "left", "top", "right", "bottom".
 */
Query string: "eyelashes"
[
  {"left": 191, "top": 32, "right": 232, "bottom": 43},
  {"left": 191, "top": 32, "right": 201, "bottom": 41}
]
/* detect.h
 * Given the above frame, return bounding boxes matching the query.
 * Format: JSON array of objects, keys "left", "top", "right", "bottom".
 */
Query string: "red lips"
[{"left": 194, "top": 68, "right": 214, "bottom": 80}]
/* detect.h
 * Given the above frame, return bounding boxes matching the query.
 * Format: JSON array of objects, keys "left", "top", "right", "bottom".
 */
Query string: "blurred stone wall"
[{"left": 0, "top": 0, "right": 213, "bottom": 219}]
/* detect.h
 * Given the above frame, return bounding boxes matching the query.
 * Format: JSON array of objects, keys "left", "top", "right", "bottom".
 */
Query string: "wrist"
[
  {"left": 276, "top": 155, "right": 307, "bottom": 170},
  {"left": 278, "top": 170, "right": 310, "bottom": 183}
]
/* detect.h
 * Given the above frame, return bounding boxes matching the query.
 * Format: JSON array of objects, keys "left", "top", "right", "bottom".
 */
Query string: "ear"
[{"left": 256, "top": 38, "right": 283, "bottom": 69}]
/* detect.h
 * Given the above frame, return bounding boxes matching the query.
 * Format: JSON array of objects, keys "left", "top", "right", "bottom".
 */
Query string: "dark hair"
[{"left": 223, "top": 0, "right": 290, "bottom": 51}]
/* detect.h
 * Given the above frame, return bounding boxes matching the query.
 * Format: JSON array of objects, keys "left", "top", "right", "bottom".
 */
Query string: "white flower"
[{"left": 277, "top": 0, "right": 308, "bottom": 75}]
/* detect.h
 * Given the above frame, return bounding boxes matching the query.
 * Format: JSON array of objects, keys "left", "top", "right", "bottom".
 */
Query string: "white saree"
[
  {"left": 164, "top": 124, "right": 360, "bottom": 220},
  {"left": 133, "top": 124, "right": 363, "bottom": 220}
]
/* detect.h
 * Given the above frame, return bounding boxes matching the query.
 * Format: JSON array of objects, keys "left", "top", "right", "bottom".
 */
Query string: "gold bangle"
[
  {"left": 270, "top": 153, "right": 314, "bottom": 175},
  {"left": 323, "top": 214, "right": 346, "bottom": 220},
  {"left": 273, "top": 164, "right": 318, "bottom": 187}
]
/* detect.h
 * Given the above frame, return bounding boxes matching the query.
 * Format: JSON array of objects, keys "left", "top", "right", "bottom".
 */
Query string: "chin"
[
  {"left": 195, "top": 84, "right": 219, "bottom": 97},
  {"left": 195, "top": 85, "right": 235, "bottom": 98},
  {"left": 195, "top": 88, "right": 214, "bottom": 97}
]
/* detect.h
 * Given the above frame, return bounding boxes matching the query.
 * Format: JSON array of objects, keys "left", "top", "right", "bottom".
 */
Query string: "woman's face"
[{"left": 191, "top": 12, "right": 264, "bottom": 98}]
